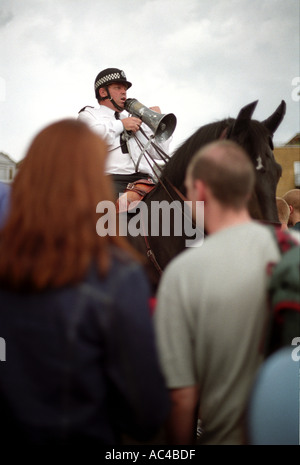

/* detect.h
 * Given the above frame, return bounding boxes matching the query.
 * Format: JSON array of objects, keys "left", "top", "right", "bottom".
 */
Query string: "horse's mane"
[
  {"left": 160, "top": 118, "right": 234, "bottom": 189},
  {"left": 159, "top": 116, "right": 274, "bottom": 190}
]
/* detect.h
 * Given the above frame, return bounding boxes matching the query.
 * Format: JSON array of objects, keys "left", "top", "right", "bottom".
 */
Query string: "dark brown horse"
[{"left": 120, "top": 100, "right": 286, "bottom": 291}]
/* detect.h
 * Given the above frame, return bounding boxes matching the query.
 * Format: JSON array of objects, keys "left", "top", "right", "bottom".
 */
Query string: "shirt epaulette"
[{"left": 78, "top": 106, "right": 94, "bottom": 114}]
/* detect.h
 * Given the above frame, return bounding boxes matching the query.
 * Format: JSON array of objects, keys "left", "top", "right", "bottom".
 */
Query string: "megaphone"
[{"left": 124, "top": 98, "right": 177, "bottom": 142}]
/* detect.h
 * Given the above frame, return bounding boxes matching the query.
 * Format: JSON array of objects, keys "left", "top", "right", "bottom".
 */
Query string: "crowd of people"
[
  {"left": 276, "top": 191, "right": 300, "bottom": 232},
  {"left": 0, "top": 68, "right": 299, "bottom": 446}
]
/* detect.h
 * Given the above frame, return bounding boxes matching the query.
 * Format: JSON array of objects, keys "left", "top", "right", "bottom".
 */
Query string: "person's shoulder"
[
  {"left": 84, "top": 247, "right": 149, "bottom": 293},
  {"left": 236, "top": 221, "right": 284, "bottom": 242},
  {"left": 257, "top": 224, "right": 300, "bottom": 259},
  {"left": 288, "top": 228, "right": 300, "bottom": 243},
  {"left": 110, "top": 246, "right": 140, "bottom": 268},
  {"left": 237, "top": 220, "right": 273, "bottom": 236},
  {"left": 78, "top": 105, "right": 95, "bottom": 114},
  {"left": 291, "top": 222, "right": 300, "bottom": 232},
  {"left": 267, "top": 224, "right": 300, "bottom": 242},
  {"left": 78, "top": 105, "right": 113, "bottom": 121},
  {"left": 107, "top": 246, "right": 149, "bottom": 284},
  {"left": 77, "top": 106, "right": 97, "bottom": 122}
]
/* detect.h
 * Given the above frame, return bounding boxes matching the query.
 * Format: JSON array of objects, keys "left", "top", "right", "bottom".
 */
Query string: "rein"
[
  {"left": 128, "top": 130, "right": 191, "bottom": 277},
  {"left": 140, "top": 172, "right": 197, "bottom": 278},
  {"left": 138, "top": 185, "right": 186, "bottom": 278}
]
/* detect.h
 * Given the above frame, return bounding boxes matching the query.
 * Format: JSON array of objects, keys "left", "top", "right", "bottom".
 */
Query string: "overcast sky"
[{"left": 0, "top": 0, "right": 299, "bottom": 162}]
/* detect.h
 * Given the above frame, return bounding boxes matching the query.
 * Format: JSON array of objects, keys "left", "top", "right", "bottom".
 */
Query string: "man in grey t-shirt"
[{"left": 154, "top": 140, "right": 293, "bottom": 445}]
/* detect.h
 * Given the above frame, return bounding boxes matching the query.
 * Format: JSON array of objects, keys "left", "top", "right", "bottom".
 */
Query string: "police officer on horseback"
[{"left": 78, "top": 68, "right": 172, "bottom": 197}]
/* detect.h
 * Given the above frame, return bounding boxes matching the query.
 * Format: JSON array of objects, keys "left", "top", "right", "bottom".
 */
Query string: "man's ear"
[
  {"left": 99, "top": 87, "right": 108, "bottom": 98},
  {"left": 194, "top": 179, "right": 206, "bottom": 201}
]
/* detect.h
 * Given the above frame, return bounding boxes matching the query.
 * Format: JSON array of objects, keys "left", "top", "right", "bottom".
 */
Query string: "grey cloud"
[{"left": 0, "top": 7, "right": 13, "bottom": 27}]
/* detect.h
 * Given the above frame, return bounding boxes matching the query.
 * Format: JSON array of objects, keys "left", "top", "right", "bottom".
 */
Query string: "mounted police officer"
[{"left": 78, "top": 68, "right": 171, "bottom": 197}]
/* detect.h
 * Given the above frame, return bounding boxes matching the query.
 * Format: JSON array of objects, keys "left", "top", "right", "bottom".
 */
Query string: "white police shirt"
[{"left": 78, "top": 105, "right": 171, "bottom": 176}]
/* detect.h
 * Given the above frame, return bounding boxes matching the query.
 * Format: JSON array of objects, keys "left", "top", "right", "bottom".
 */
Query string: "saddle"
[{"left": 116, "top": 179, "right": 156, "bottom": 213}]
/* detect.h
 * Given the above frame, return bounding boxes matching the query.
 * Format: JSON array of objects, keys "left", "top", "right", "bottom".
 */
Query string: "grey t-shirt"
[{"left": 154, "top": 222, "right": 282, "bottom": 445}]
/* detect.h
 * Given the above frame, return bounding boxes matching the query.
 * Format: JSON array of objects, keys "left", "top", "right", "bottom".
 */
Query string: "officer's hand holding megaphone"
[{"left": 121, "top": 116, "right": 143, "bottom": 133}]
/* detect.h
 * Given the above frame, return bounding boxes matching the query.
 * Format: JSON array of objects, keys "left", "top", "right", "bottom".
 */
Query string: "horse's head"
[
  {"left": 128, "top": 101, "right": 286, "bottom": 289},
  {"left": 158, "top": 99, "right": 286, "bottom": 224},
  {"left": 228, "top": 100, "right": 286, "bottom": 222}
]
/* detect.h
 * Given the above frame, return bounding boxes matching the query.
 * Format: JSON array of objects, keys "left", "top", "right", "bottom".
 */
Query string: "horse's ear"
[
  {"left": 230, "top": 100, "right": 259, "bottom": 136},
  {"left": 262, "top": 100, "right": 286, "bottom": 135}
]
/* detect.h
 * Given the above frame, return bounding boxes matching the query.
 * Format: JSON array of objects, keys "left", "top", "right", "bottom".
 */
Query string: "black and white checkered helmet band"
[
  {"left": 94, "top": 70, "right": 131, "bottom": 90},
  {"left": 95, "top": 72, "right": 121, "bottom": 89}
]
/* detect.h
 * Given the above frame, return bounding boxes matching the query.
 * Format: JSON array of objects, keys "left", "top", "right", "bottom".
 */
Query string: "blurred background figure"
[
  {"left": 283, "top": 189, "right": 300, "bottom": 231},
  {"left": 0, "top": 119, "right": 169, "bottom": 445},
  {"left": 247, "top": 346, "right": 299, "bottom": 445},
  {"left": 276, "top": 196, "right": 290, "bottom": 230},
  {"left": 0, "top": 181, "right": 10, "bottom": 229}
]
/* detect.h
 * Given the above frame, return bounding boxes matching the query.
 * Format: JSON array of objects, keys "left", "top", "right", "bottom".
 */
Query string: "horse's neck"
[
  {"left": 149, "top": 178, "right": 185, "bottom": 204},
  {"left": 160, "top": 120, "right": 232, "bottom": 189}
]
